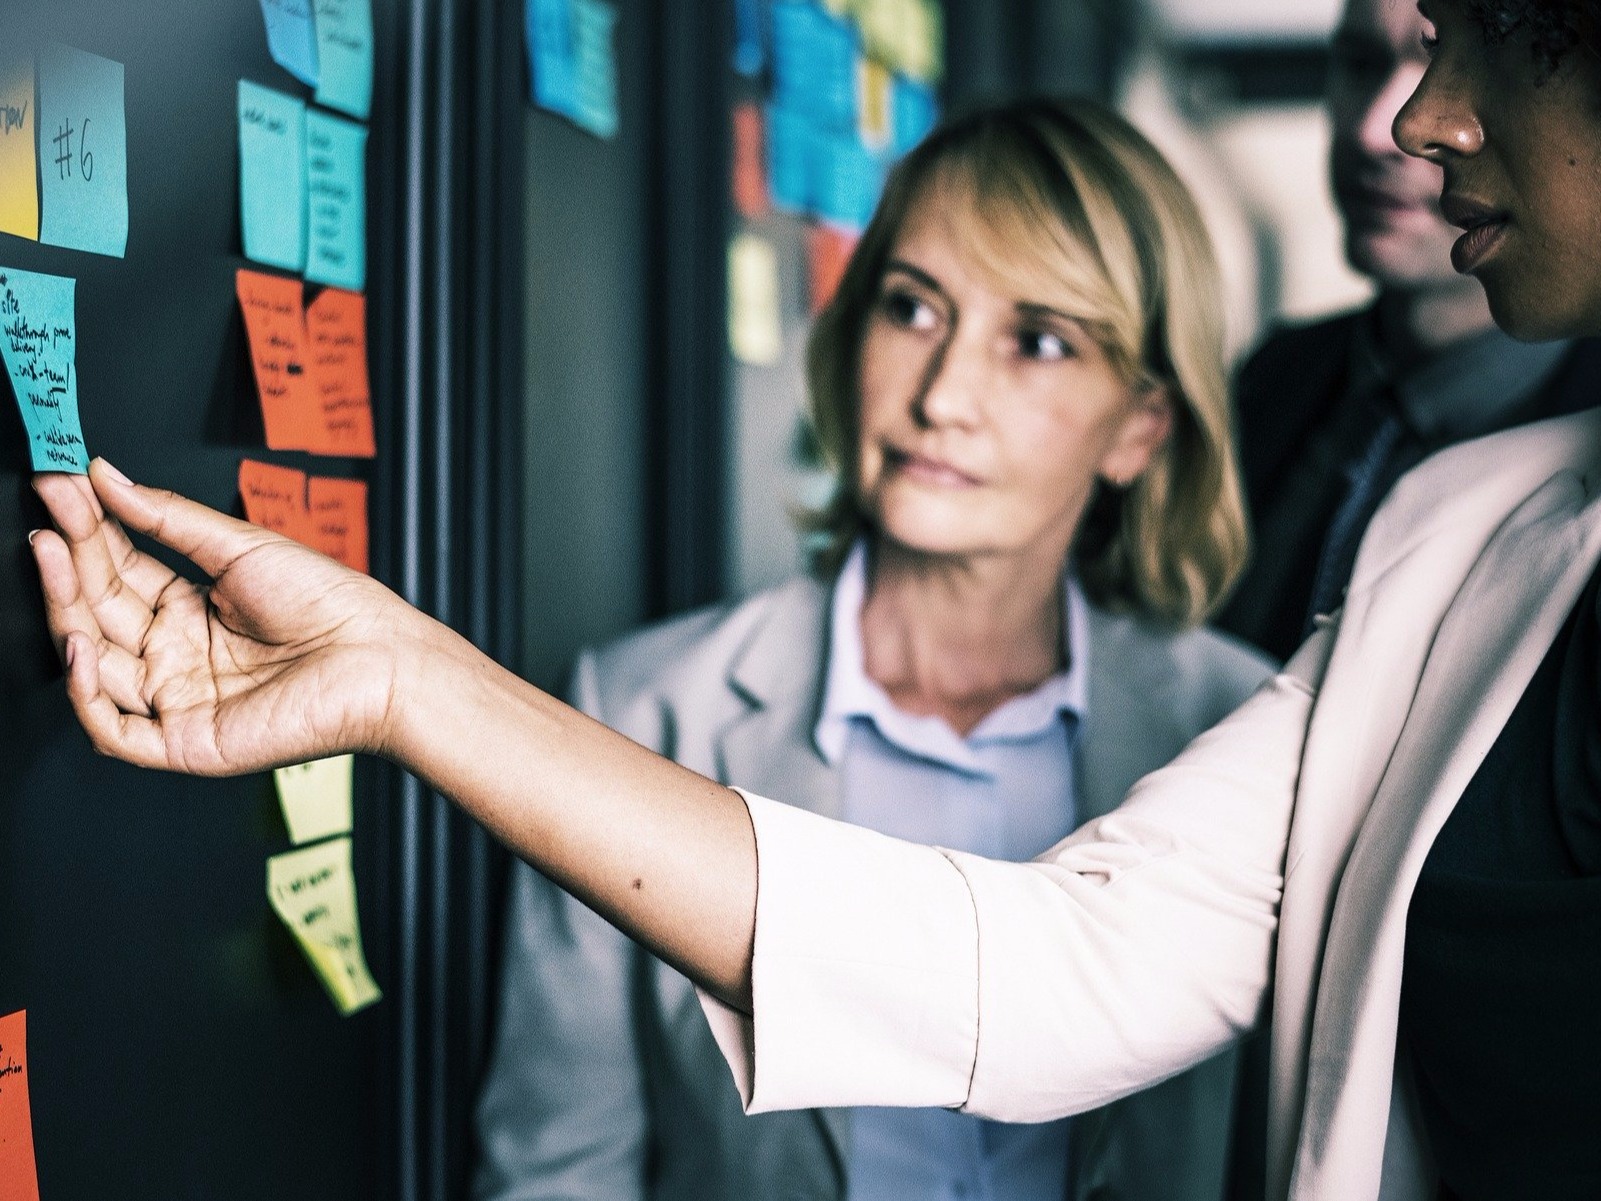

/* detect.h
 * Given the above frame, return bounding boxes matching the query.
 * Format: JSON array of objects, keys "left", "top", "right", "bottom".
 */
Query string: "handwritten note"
[
  {"left": 258, "top": 0, "right": 321, "bottom": 87},
  {"left": 237, "top": 269, "right": 317, "bottom": 450},
  {"left": 728, "top": 233, "right": 782, "bottom": 367},
  {"left": 239, "top": 82, "right": 307, "bottom": 273},
  {"left": 275, "top": 756, "right": 354, "bottom": 844},
  {"left": 305, "top": 287, "right": 374, "bottom": 457},
  {"left": 239, "top": 458, "right": 309, "bottom": 540},
  {"left": 306, "top": 475, "right": 368, "bottom": 572},
  {"left": 0, "top": 1012, "right": 39, "bottom": 1201},
  {"left": 1, "top": 266, "right": 87, "bottom": 473},
  {"left": 267, "top": 837, "right": 382, "bottom": 1016},
  {"left": 313, "top": 0, "right": 374, "bottom": 121},
  {"left": 36, "top": 44, "right": 128, "bottom": 258},
  {"left": 0, "top": 57, "right": 38, "bottom": 241},
  {"left": 732, "top": 103, "right": 768, "bottom": 220},
  {"left": 808, "top": 225, "right": 857, "bottom": 314},
  {"left": 304, "top": 109, "right": 366, "bottom": 292}
]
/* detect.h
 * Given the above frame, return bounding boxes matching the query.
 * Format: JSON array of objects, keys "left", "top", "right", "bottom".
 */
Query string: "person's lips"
[
  {"left": 883, "top": 446, "right": 982, "bottom": 488},
  {"left": 1342, "top": 182, "right": 1432, "bottom": 218},
  {"left": 1440, "top": 195, "right": 1510, "bottom": 273}
]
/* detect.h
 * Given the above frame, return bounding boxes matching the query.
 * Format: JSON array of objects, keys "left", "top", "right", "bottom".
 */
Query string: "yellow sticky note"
[
  {"left": 274, "top": 756, "right": 354, "bottom": 845},
  {"left": 857, "top": 0, "right": 944, "bottom": 84},
  {"left": 0, "top": 56, "right": 39, "bottom": 241},
  {"left": 858, "top": 57, "right": 893, "bottom": 151},
  {"left": 267, "top": 837, "right": 381, "bottom": 1016},
  {"left": 729, "top": 232, "right": 783, "bottom": 367}
]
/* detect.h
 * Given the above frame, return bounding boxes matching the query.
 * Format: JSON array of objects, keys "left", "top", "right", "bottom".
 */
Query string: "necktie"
[{"left": 1302, "top": 408, "right": 1406, "bottom": 633}]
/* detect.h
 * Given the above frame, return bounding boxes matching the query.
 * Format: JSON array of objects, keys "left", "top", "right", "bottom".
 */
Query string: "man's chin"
[{"left": 1344, "top": 229, "right": 1463, "bottom": 292}]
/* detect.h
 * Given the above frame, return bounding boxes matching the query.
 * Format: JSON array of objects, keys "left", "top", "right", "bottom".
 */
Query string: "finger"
[
  {"left": 87, "top": 636, "right": 155, "bottom": 718},
  {"left": 87, "top": 460, "right": 279, "bottom": 580},
  {"left": 61, "top": 631, "right": 172, "bottom": 772},
  {"left": 33, "top": 471, "right": 159, "bottom": 653},
  {"left": 31, "top": 527, "right": 108, "bottom": 665},
  {"left": 34, "top": 469, "right": 175, "bottom": 610}
]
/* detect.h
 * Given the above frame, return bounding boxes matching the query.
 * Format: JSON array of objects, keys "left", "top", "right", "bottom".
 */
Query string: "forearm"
[{"left": 388, "top": 620, "right": 757, "bottom": 1009}]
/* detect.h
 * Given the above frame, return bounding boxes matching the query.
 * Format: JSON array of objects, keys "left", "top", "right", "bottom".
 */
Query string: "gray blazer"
[{"left": 474, "top": 575, "right": 1275, "bottom": 1201}]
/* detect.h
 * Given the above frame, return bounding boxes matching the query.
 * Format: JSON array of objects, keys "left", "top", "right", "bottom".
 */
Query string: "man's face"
[{"left": 1328, "top": 0, "right": 1464, "bottom": 289}]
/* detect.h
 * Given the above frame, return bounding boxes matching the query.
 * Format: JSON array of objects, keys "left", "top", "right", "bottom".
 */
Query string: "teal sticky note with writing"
[
  {"left": 239, "top": 82, "right": 307, "bottom": 272},
  {"left": 571, "top": 0, "right": 619, "bottom": 140},
  {"left": 259, "top": 0, "right": 321, "bottom": 87},
  {"left": 304, "top": 109, "right": 366, "bottom": 292},
  {"left": 0, "top": 266, "right": 88, "bottom": 473},
  {"left": 313, "top": 0, "right": 374, "bottom": 121},
  {"left": 36, "top": 45, "right": 128, "bottom": 258}
]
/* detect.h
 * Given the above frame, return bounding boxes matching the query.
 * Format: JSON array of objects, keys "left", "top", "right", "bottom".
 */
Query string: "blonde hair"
[{"left": 804, "top": 97, "right": 1248, "bottom": 628}]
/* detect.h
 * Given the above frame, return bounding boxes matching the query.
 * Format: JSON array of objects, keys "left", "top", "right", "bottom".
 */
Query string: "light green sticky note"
[
  {"left": 36, "top": 44, "right": 128, "bottom": 258},
  {"left": 0, "top": 266, "right": 88, "bottom": 472},
  {"left": 728, "top": 232, "right": 782, "bottom": 366},
  {"left": 273, "top": 755, "right": 353, "bottom": 845},
  {"left": 267, "top": 836, "right": 381, "bottom": 1016},
  {"left": 239, "top": 81, "right": 307, "bottom": 273},
  {"left": 304, "top": 108, "right": 366, "bottom": 291},
  {"left": 313, "top": 0, "right": 374, "bottom": 121}
]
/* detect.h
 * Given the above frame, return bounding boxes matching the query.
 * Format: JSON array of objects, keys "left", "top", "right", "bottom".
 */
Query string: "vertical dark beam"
[{"left": 648, "top": 0, "right": 733, "bottom": 615}]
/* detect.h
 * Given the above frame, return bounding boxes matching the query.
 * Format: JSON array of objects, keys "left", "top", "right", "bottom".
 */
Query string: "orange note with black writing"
[
  {"left": 0, "top": 1010, "right": 40, "bottom": 1201},
  {"left": 307, "top": 475, "right": 369, "bottom": 573},
  {"left": 237, "top": 269, "right": 318, "bottom": 451},
  {"left": 239, "top": 459, "right": 310, "bottom": 542},
  {"left": 305, "top": 288, "right": 376, "bottom": 458}
]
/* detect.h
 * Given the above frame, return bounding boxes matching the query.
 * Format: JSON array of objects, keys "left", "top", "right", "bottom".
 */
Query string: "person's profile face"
[
  {"left": 1395, "top": 0, "right": 1601, "bottom": 340},
  {"left": 851, "top": 188, "right": 1170, "bottom": 568},
  {"left": 1327, "top": 0, "right": 1463, "bottom": 289}
]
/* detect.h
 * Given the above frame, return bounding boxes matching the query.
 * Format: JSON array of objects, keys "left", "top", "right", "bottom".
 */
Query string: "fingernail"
[
  {"left": 96, "top": 458, "right": 133, "bottom": 486},
  {"left": 27, "top": 529, "right": 42, "bottom": 546}
]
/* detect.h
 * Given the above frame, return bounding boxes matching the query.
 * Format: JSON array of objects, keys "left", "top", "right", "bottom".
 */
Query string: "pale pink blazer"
[{"left": 699, "top": 407, "right": 1601, "bottom": 1201}]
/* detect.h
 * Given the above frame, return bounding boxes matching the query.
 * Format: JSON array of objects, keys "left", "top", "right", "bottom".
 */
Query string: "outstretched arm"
[{"left": 30, "top": 462, "right": 758, "bottom": 1009}]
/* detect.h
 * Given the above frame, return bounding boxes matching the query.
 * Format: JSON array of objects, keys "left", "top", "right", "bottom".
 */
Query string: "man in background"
[{"left": 1217, "top": 0, "right": 1601, "bottom": 662}]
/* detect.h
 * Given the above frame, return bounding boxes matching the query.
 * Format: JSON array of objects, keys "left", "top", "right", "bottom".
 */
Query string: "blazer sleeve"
[
  {"left": 699, "top": 627, "right": 1332, "bottom": 1125},
  {"left": 473, "top": 650, "right": 650, "bottom": 1201}
]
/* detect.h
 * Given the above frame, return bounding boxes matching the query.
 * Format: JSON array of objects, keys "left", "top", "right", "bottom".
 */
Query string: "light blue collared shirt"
[{"left": 815, "top": 542, "right": 1087, "bottom": 1201}]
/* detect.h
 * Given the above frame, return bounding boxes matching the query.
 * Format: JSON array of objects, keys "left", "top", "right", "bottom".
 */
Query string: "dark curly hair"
[{"left": 1465, "top": 0, "right": 1598, "bottom": 76}]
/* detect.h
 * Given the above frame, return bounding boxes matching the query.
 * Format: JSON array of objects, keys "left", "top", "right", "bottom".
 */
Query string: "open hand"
[{"left": 31, "top": 461, "right": 424, "bottom": 776}]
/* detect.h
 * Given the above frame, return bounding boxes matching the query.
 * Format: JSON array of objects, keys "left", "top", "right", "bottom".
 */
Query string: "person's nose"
[
  {"left": 1394, "top": 62, "right": 1484, "bottom": 161},
  {"left": 911, "top": 333, "right": 986, "bottom": 429}
]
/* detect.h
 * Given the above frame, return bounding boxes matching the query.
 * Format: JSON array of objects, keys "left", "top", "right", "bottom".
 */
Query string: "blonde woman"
[
  {"left": 33, "top": 101, "right": 1267, "bottom": 1199},
  {"left": 499, "top": 99, "right": 1271, "bottom": 1201}
]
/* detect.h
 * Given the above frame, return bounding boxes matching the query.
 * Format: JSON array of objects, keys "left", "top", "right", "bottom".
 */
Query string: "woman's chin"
[{"left": 1482, "top": 272, "right": 1601, "bottom": 343}]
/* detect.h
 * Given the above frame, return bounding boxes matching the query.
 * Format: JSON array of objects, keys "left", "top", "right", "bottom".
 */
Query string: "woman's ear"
[{"left": 1100, "top": 384, "right": 1174, "bottom": 487}]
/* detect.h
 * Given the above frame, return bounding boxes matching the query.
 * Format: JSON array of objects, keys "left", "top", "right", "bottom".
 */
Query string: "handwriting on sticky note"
[
  {"left": 313, "top": 0, "right": 375, "bottom": 121},
  {"left": 0, "top": 1011, "right": 41, "bottom": 1201},
  {"left": 1, "top": 266, "right": 88, "bottom": 472},
  {"left": 0, "top": 57, "right": 39, "bottom": 242},
  {"left": 275, "top": 756, "right": 354, "bottom": 844},
  {"left": 306, "top": 476, "right": 368, "bottom": 573},
  {"left": 238, "top": 269, "right": 318, "bottom": 450},
  {"left": 239, "top": 459, "right": 309, "bottom": 540},
  {"left": 239, "top": 81, "right": 307, "bottom": 273},
  {"left": 728, "top": 233, "right": 782, "bottom": 367},
  {"left": 304, "top": 110, "right": 366, "bottom": 292},
  {"left": 36, "top": 44, "right": 128, "bottom": 258},
  {"left": 258, "top": 0, "right": 321, "bottom": 87},
  {"left": 267, "top": 838, "right": 382, "bottom": 1016},
  {"left": 305, "top": 288, "right": 374, "bottom": 457}
]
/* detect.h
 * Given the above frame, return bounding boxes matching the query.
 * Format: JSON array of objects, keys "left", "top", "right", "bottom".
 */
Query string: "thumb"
[{"left": 89, "top": 458, "right": 276, "bottom": 580}]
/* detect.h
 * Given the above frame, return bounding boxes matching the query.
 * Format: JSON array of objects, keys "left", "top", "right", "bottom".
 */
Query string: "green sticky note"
[
  {"left": 267, "top": 836, "right": 382, "bottom": 1016},
  {"left": 274, "top": 756, "right": 353, "bottom": 845},
  {"left": 258, "top": 0, "right": 321, "bottom": 88},
  {"left": 304, "top": 109, "right": 365, "bottom": 292},
  {"left": 36, "top": 45, "right": 128, "bottom": 258},
  {"left": 0, "top": 266, "right": 87, "bottom": 473},
  {"left": 239, "top": 82, "right": 307, "bottom": 273},
  {"left": 313, "top": 0, "right": 374, "bottom": 121}
]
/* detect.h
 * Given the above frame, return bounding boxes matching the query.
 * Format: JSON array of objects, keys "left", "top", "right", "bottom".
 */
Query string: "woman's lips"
[
  {"left": 885, "top": 448, "right": 981, "bottom": 487},
  {"left": 1450, "top": 217, "right": 1508, "bottom": 274}
]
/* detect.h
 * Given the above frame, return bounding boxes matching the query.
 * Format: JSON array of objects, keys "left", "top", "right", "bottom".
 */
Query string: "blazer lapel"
[
  {"left": 1286, "top": 468, "right": 1601, "bottom": 1198},
  {"left": 1075, "top": 606, "right": 1175, "bottom": 825}
]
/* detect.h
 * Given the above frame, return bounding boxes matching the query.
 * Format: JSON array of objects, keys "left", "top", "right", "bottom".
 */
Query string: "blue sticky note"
[
  {"left": 527, "top": 0, "right": 578, "bottom": 115},
  {"left": 0, "top": 266, "right": 88, "bottom": 473},
  {"left": 304, "top": 109, "right": 366, "bottom": 291},
  {"left": 771, "top": 2, "right": 857, "bottom": 133},
  {"left": 36, "top": 45, "right": 128, "bottom": 258},
  {"left": 766, "top": 103, "right": 816, "bottom": 215},
  {"left": 734, "top": 0, "right": 765, "bottom": 77},
  {"left": 816, "top": 135, "right": 885, "bottom": 233},
  {"left": 258, "top": 0, "right": 321, "bottom": 87},
  {"left": 570, "top": 0, "right": 619, "bottom": 139},
  {"left": 239, "top": 82, "right": 307, "bottom": 273},
  {"left": 313, "top": 0, "right": 373, "bottom": 121},
  {"left": 893, "top": 77, "right": 938, "bottom": 157}
]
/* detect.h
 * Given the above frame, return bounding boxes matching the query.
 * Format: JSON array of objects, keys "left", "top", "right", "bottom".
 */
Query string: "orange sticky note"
[
  {"left": 732, "top": 102, "right": 769, "bottom": 221},
  {"left": 0, "top": 1011, "right": 40, "bottom": 1201},
  {"left": 305, "top": 288, "right": 376, "bottom": 458},
  {"left": 808, "top": 225, "right": 858, "bottom": 314},
  {"left": 237, "top": 268, "right": 317, "bottom": 451},
  {"left": 239, "top": 459, "right": 309, "bottom": 542},
  {"left": 307, "top": 475, "right": 369, "bottom": 573}
]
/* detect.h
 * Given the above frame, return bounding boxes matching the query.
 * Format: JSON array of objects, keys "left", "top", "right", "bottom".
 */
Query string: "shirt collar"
[
  {"left": 813, "top": 540, "right": 1089, "bottom": 775},
  {"left": 1348, "top": 304, "right": 1571, "bottom": 443}
]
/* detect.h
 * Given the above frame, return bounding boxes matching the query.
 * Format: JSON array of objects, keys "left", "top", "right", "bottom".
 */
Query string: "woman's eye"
[
  {"left": 881, "top": 289, "right": 939, "bottom": 331},
  {"left": 1017, "top": 328, "right": 1070, "bottom": 361}
]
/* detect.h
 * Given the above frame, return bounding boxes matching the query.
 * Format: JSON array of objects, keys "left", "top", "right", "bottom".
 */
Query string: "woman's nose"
[
  {"left": 912, "top": 340, "right": 985, "bottom": 428},
  {"left": 1394, "top": 64, "right": 1485, "bottom": 161}
]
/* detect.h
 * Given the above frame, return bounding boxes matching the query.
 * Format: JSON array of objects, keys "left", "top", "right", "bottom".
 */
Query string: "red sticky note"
[
  {"left": 306, "top": 476, "right": 369, "bottom": 574},
  {"left": 733, "top": 102, "right": 769, "bottom": 221},
  {"left": 239, "top": 459, "right": 309, "bottom": 542},
  {"left": 305, "top": 288, "right": 376, "bottom": 458},
  {"left": 807, "top": 225, "right": 858, "bottom": 314},
  {"left": 237, "top": 269, "right": 318, "bottom": 451},
  {"left": 0, "top": 1011, "right": 40, "bottom": 1201}
]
